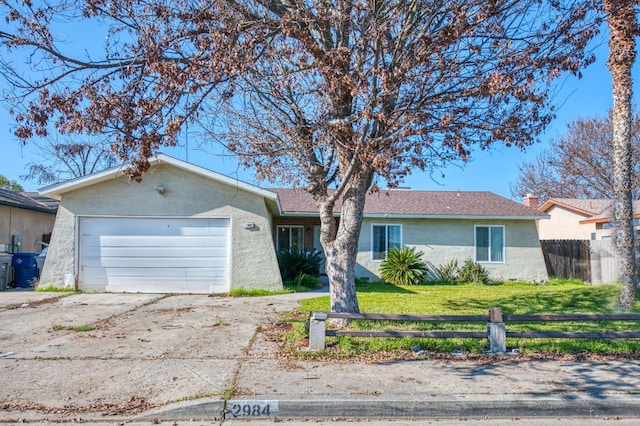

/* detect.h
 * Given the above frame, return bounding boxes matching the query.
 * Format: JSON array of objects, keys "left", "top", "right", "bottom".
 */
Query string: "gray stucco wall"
[
  {"left": 39, "top": 164, "right": 282, "bottom": 291},
  {"left": 356, "top": 218, "right": 548, "bottom": 283}
]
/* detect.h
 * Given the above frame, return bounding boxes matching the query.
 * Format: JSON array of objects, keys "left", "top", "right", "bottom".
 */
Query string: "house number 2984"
[{"left": 226, "top": 400, "right": 278, "bottom": 417}]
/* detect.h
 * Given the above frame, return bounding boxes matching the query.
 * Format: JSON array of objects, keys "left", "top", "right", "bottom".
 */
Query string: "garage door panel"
[
  {"left": 100, "top": 257, "right": 227, "bottom": 268},
  {"left": 81, "top": 218, "right": 229, "bottom": 235},
  {"left": 98, "top": 267, "right": 226, "bottom": 278},
  {"left": 100, "top": 235, "right": 229, "bottom": 247},
  {"left": 99, "top": 246, "right": 228, "bottom": 258},
  {"left": 106, "top": 278, "right": 228, "bottom": 294},
  {"left": 79, "top": 267, "right": 108, "bottom": 287},
  {"left": 79, "top": 217, "right": 230, "bottom": 293}
]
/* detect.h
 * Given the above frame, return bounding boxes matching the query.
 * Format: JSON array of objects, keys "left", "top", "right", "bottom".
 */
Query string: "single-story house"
[
  {"left": 272, "top": 189, "right": 549, "bottom": 283},
  {"left": 39, "top": 154, "right": 549, "bottom": 293},
  {"left": 537, "top": 198, "right": 640, "bottom": 240},
  {"left": 0, "top": 188, "right": 58, "bottom": 253}
]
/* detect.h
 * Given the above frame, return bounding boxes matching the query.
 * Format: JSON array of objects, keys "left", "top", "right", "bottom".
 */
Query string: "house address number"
[{"left": 225, "top": 400, "right": 279, "bottom": 418}]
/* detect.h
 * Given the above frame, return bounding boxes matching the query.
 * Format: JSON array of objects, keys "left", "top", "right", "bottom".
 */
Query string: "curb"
[{"left": 134, "top": 395, "right": 640, "bottom": 421}]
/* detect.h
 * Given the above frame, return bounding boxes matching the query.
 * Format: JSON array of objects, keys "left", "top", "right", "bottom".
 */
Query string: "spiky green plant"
[
  {"left": 436, "top": 258, "right": 460, "bottom": 283},
  {"left": 458, "top": 258, "right": 491, "bottom": 284},
  {"left": 276, "top": 248, "right": 322, "bottom": 281},
  {"left": 379, "top": 247, "right": 428, "bottom": 286}
]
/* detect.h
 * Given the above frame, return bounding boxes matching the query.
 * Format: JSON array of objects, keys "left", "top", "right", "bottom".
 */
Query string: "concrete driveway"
[
  {"left": 3, "top": 290, "right": 640, "bottom": 424},
  {"left": 0, "top": 291, "right": 314, "bottom": 419}
]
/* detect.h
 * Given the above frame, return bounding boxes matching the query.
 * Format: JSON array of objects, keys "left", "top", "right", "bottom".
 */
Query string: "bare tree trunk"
[
  {"left": 604, "top": 0, "right": 637, "bottom": 309},
  {"left": 317, "top": 169, "right": 373, "bottom": 315}
]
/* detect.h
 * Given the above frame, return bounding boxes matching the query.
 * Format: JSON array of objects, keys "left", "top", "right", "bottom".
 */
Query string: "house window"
[
  {"left": 475, "top": 225, "right": 505, "bottom": 263},
  {"left": 372, "top": 224, "right": 402, "bottom": 260},
  {"left": 277, "top": 226, "right": 304, "bottom": 251}
]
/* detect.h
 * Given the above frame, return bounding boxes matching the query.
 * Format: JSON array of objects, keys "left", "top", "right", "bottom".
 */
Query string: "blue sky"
[{"left": 1, "top": 29, "right": 637, "bottom": 201}]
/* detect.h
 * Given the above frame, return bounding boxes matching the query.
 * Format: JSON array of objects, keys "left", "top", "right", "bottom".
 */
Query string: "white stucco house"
[{"left": 39, "top": 154, "right": 549, "bottom": 293}]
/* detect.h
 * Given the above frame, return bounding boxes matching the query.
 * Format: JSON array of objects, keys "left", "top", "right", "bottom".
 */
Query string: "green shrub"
[
  {"left": 379, "top": 247, "right": 428, "bottom": 286},
  {"left": 277, "top": 248, "right": 322, "bottom": 281},
  {"left": 283, "top": 273, "right": 323, "bottom": 291},
  {"left": 457, "top": 258, "right": 491, "bottom": 284},
  {"left": 436, "top": 259, "right": 459, "bottom": 283}
]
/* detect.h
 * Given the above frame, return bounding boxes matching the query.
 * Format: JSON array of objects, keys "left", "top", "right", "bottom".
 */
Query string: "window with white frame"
[
  {"left": 277, "top": 226, "right": 304, "bottom": 251},
  {"left": 475, "top": 225, "right": 505, "bottom": 263},
  {"left": 372, "top": 224, "right": 402, "bottom": 260}
]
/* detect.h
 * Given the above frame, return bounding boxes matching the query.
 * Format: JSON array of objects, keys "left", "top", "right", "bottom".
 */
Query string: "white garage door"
[{"left": 79, "top": 217, "right": 230, "bottom": 293}]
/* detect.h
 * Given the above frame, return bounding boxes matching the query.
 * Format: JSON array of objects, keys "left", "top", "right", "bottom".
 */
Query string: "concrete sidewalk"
[{"left": 1, "top": 289, "right": 640, "bottom": 423}]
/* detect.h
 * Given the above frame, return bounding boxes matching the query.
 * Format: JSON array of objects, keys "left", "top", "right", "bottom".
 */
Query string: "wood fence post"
[
  {"left": 309, "top": 312, "right": 328, "bottom": 350},
  {"left": 487, "top": 307, "right": 506, "bottom": 354}
]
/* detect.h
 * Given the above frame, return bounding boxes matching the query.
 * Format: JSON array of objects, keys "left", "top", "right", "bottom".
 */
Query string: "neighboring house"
[
  {"left": 537, "top": 198, "right": 640, "bottom": 240},
  {"left": 39, "top": 154, "right": 549, "bottom": 293},
  {"left": 0, "top": 188, "right": 58, "bottom": 253}
]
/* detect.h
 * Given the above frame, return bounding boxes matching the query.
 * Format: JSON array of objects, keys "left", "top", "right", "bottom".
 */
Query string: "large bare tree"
[
  {"left": 511, "top": 111, "right": 640, "bottom": 203},
  {"left": 1, "top": 0, "right": 599, "bottom": 313},
  {"left": 22, "top": 136, "right": 117, "bottom": 184},
  {"left": 603, "top": 0, "right": 638, "bottom": 309}
]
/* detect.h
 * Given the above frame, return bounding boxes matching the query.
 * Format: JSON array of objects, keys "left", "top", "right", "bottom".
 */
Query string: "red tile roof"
[{"left": 272, "top": 189, "right": 546, "bottom": 218}]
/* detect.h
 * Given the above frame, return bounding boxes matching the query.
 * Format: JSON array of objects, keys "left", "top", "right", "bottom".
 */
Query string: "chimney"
[{"left": 523, "top": 193, "right": 539, "bottom": 209}]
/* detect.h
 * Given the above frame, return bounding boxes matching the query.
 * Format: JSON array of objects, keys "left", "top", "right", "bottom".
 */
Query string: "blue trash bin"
[{"left": 11, "top": 253, "right": 40, "bottom": 288}]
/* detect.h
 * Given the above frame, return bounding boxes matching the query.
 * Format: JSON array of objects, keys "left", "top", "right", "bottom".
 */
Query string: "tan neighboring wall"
[
  {"left": 40, "top": 163, "right": 282, "bottom": 291},
  {"left": 537, "top": 205, "right": 596, "bottom": 240},
  {"left": 356, "top": 218, "right": 548, "bottom": 283},
  {"left": 0, "top": 205, "right": 55, "bottom": 253}
]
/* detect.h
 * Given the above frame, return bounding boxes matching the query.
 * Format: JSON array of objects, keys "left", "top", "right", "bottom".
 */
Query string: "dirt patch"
[
  {"left": 1, "top": 395, "right": 158, "bottom": 416},
  {"left": 3, "top": 295, "right": 69, "bottom": 311}
]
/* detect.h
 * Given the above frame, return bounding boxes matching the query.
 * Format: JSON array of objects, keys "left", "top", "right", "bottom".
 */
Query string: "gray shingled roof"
[
  {"left": 542, "top": 199, "right": 612, "bottom": 216},
  {"left": 0, "top": 189, "right": 58, "bottom": 213},
  {"left": 272, "top": 189, "right": 546, "bottom": 218}
]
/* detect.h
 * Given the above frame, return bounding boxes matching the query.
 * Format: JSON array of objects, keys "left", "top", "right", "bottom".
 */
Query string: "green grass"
[
  {"left": 36, "top": 285, "right": 78, "bottom": 293},
  {"left": 286, "top": 280, "right": 640, "bottom": 357},
  {"left": 228, "top": 288, "right": 292, "bottom": 297},
  {"left": 283, "top": 274, "right": 324, "bottom": 292},
  {"left": 51, "top": 324, "right": 94, "bottom": 332}
]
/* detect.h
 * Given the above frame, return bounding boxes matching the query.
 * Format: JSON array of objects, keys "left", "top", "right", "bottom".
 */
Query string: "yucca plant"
[
  {"left": 458, "top": 258, "right": 491, "bottom": 285},
  {"left": 379, "top": 247, "right": 428, "bottom": 286},
  {"left": 436, "top": 258, "right": 459, "bottom": 283}
]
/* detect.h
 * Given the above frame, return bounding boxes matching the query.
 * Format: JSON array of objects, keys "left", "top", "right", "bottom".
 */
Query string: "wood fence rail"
[{"left": 308, "top": 309, "right": 640, "bottom": 354}]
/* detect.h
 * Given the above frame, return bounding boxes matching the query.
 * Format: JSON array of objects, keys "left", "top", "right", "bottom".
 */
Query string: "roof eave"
[
  {"left": 539, "top": 199, "right": 598, "bottom": 216},
  {"left": 39, "top": 154, "right": 281, "bottom": 208},
  {"left": 362, "top": 214, "right": 549, "bottom": 220},
  {"left": 0, "top": 201, "right": 56, "bottom": 214},
  {"left": 580, "top": 213, "right": 640, "bottom": 225},
  {"left": 278, "top": 212, "right": 549, "bottom": 220}
]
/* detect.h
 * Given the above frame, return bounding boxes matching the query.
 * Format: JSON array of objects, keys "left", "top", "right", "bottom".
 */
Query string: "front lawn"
[{"left": 284, "top": 280, "right": 640, "bottom": 358}]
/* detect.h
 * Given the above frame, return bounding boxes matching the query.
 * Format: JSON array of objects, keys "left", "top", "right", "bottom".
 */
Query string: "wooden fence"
[
  {"left": 541, "top": 239, "right": 640, "bottom": 284},
  {"left": 308, "top": 309, "right": 640, "bottom": 353},
  {"left": 540, "top": 239, "right": 591, "bottom": 282}
]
